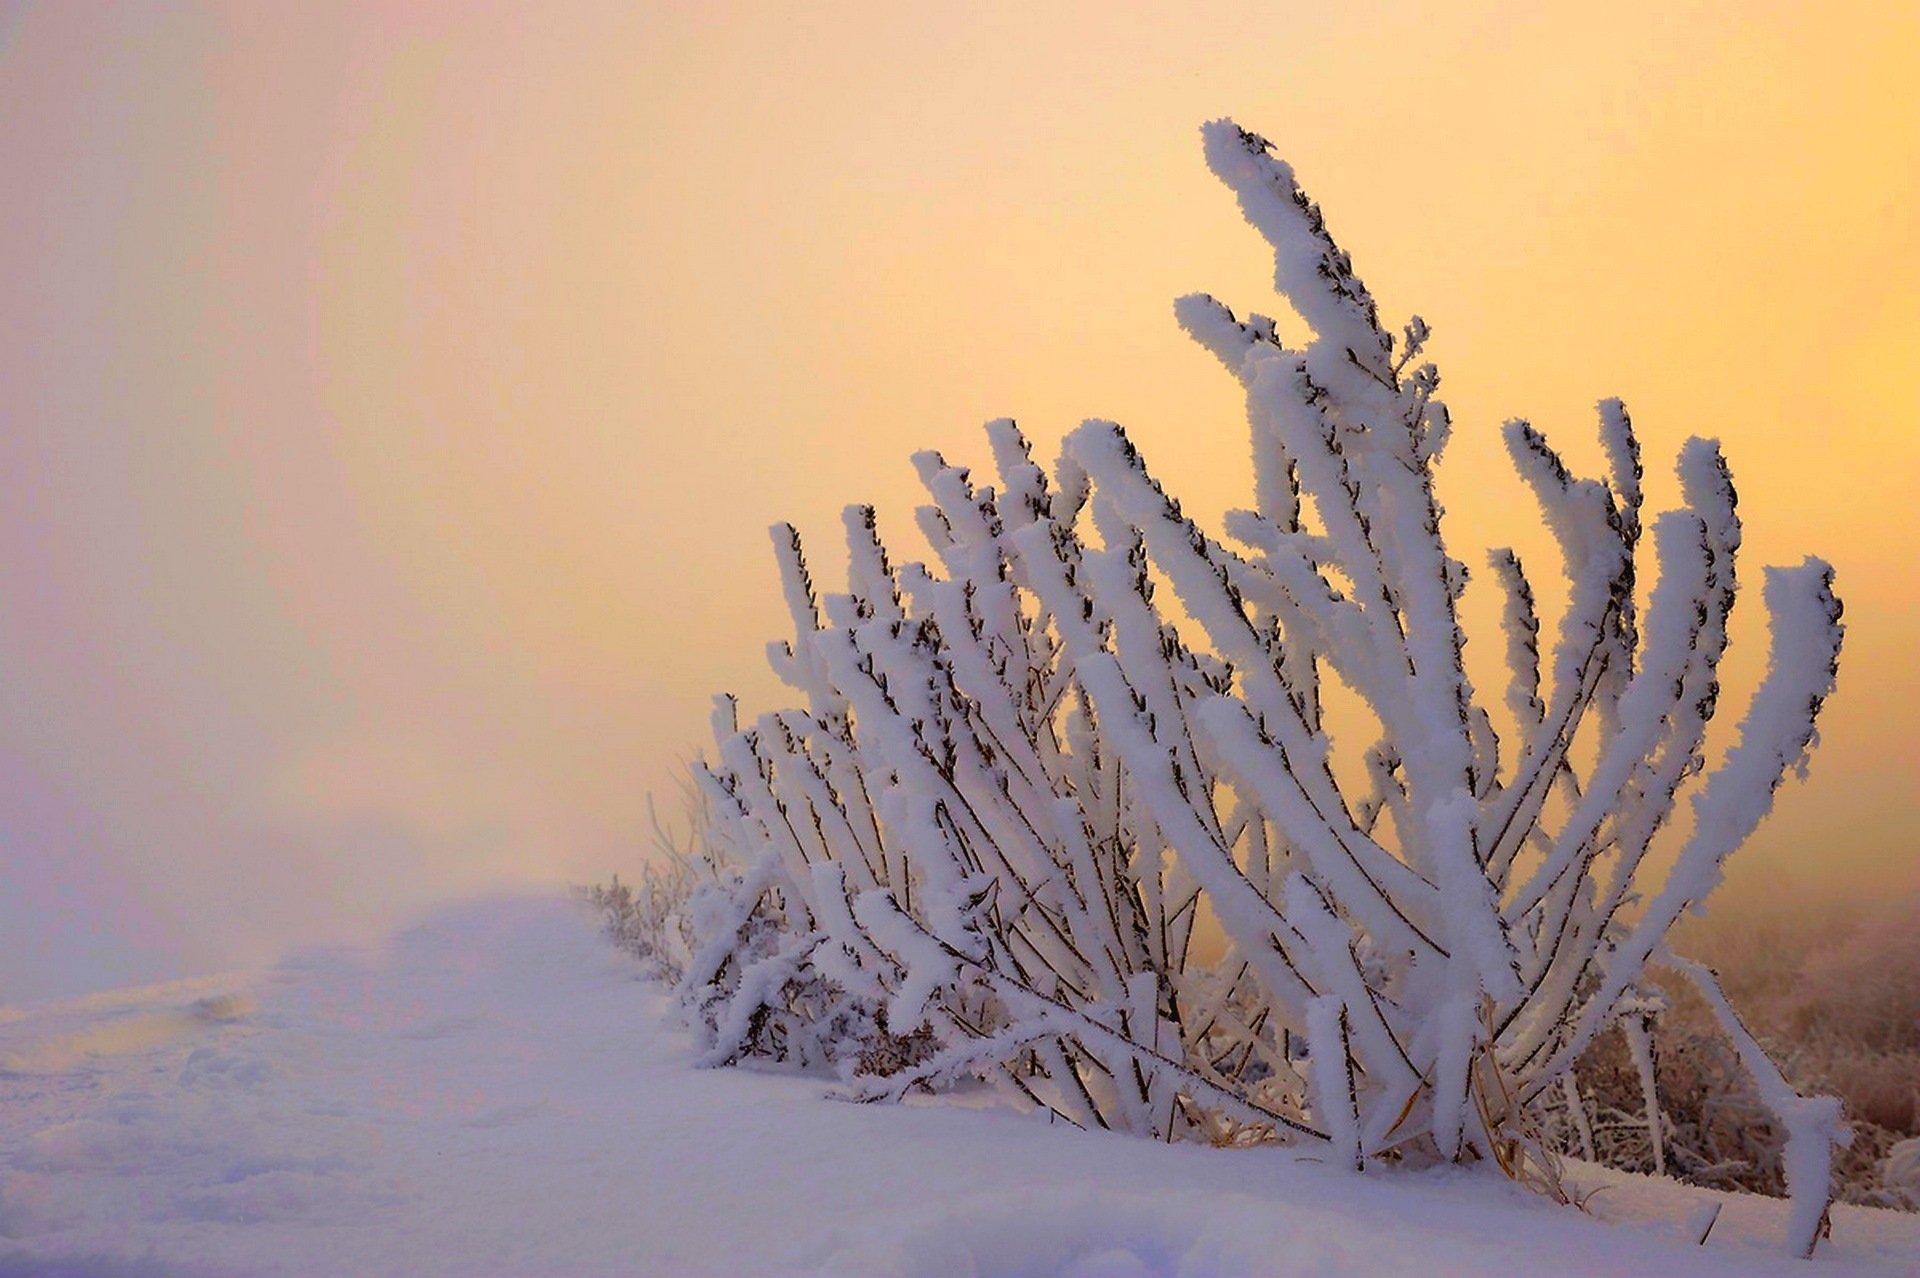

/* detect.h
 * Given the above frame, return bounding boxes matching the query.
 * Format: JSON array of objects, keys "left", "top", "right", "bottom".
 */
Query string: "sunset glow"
[{"left": 3, "top": 1, "right": 1914, "bottom": 1000}]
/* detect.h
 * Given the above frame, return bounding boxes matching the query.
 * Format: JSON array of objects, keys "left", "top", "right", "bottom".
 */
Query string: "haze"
[{"left": 2, "top": 1, "right": 1914, "bottom": 1001}]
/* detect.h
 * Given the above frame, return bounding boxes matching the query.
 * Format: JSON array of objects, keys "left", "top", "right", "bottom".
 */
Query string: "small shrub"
[{"left": 580, "top": 791, "right": 711, "bottom": 981}]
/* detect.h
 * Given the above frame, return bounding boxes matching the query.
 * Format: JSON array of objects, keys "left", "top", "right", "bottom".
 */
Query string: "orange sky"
[{"left": 2, "top": 1, "right": 1914, "bottom": 999}]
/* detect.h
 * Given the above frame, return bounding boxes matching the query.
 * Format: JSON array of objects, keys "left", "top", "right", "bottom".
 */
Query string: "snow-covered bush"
[
  {"left": 581, "top": 792, "right": 714, "bottom": 982},
  {"left": 1883, "top": 1139, "right": 1920, "bottom": 1212},
  {"left": 583, "top": 866, "right": 696, "bottom": 983},
  {"left": 676, "top": 119, "right": 1847, "bottom": 1255}
]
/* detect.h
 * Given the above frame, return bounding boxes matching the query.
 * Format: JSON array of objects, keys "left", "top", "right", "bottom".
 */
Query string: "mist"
[{"left": 3, "top": 1, "right": 1914, "bottom": 1002}]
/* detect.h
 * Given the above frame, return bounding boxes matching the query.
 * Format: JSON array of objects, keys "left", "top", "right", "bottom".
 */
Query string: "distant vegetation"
[{"left": 1600, "top": 891, "right": 1920, "bottom": 1209}]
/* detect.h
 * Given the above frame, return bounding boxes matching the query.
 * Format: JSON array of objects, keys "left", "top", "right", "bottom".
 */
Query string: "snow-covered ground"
[{"left": 2, "top": 896, "right": 1913, "bottom": 1277}]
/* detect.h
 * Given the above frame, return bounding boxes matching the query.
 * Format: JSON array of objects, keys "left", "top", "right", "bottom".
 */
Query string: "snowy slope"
[{"left": 1, "top": 896, "right": 1913, "bottom": 1278}]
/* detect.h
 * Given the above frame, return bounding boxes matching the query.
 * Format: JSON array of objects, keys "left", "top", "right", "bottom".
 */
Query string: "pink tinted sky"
[{"left": 2, "top": 2, "right": 1915, "bottom": 1000}]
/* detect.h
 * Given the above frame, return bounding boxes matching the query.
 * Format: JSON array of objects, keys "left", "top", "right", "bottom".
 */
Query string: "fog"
[{"left": 3, "top": 1, "right": 1914, "bottom": 1001}]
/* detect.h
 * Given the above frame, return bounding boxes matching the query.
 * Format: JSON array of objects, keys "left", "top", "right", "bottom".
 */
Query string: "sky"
[{"left": 1, "top": 1, "right": 1915, "bottom": 1002}]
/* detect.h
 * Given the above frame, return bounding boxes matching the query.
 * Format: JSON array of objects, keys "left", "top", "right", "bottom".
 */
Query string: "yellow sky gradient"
[{"left": 1, "top": 1, "right": 1914, "bottom": 998}]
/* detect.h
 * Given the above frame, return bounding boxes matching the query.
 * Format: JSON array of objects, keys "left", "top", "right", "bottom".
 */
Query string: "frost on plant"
[{"left": 673, "top": 119, "right": 1846, "bottom": 1255}]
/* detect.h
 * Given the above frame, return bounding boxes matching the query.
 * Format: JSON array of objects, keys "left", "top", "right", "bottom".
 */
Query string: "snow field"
[{"left": 2, "top": 895, "right": 1913, "bottom": 1276}]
